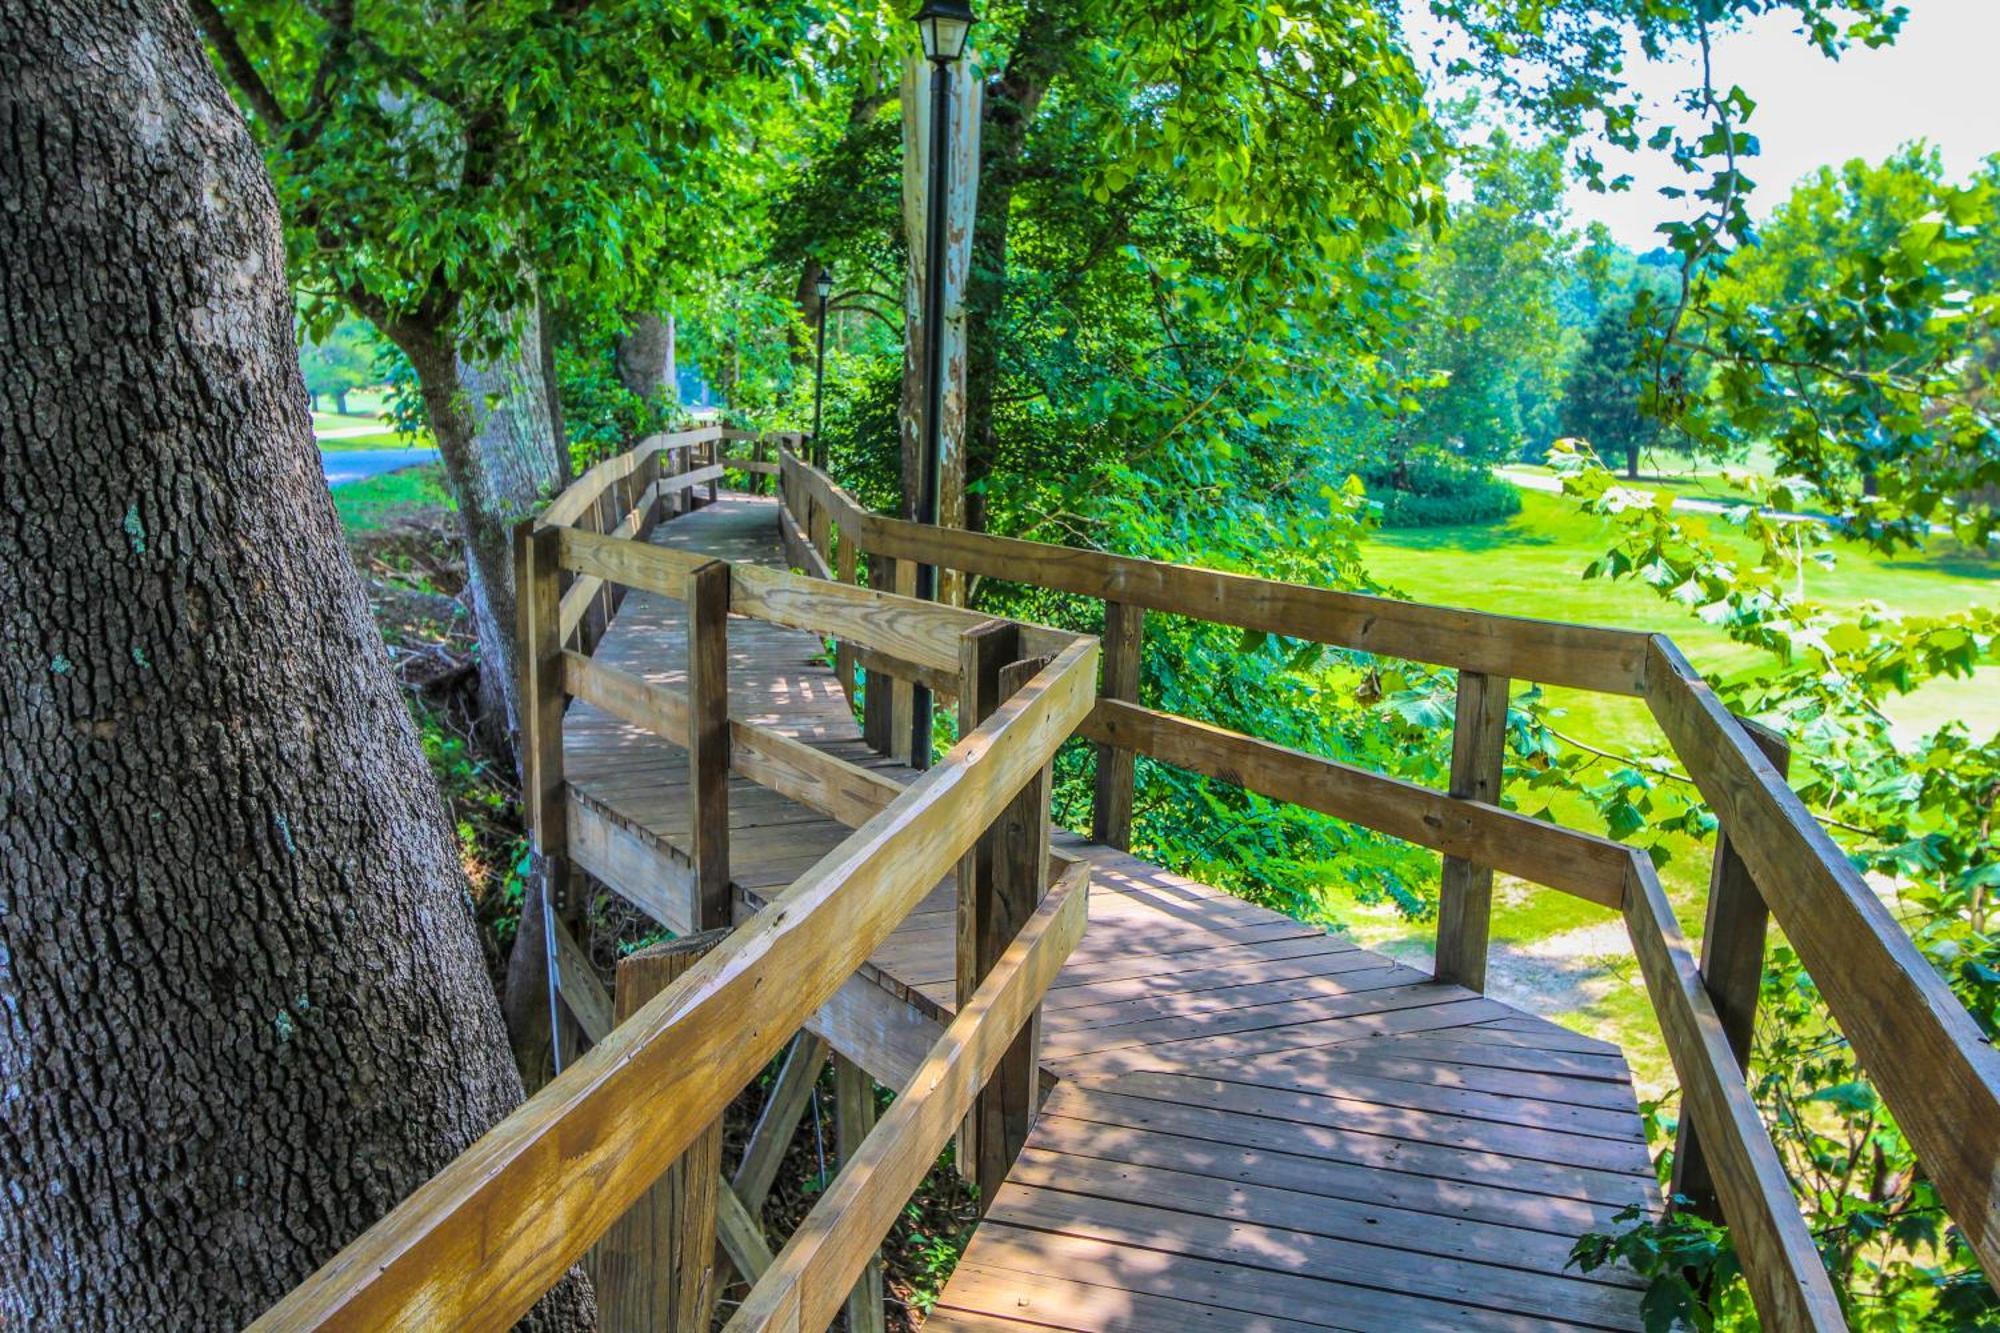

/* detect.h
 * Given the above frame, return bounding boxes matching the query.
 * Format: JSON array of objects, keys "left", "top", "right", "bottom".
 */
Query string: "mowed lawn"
[
  {"left": 1342, "top": 489, "right": 1998, "bottom": 1094},
  {"left": 332, "top": 462, "right": 452, "bottom": 533}
]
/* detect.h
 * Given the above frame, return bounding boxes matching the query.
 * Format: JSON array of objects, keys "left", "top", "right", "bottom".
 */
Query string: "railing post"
[
  {"left": 515, "top": 521, "right": 582, "bottom": 1084},
  {"left": 1672, "top": 719, "right": 1791, "bottom": 1222},
  {"left": 662, "top": 442, "right": 684, "bottom": 520},
  {"left": 834, "top": 527, "right": 859, "bottom": 706},
  {"left": 955, "top": 622, "right": 1052, "bottom": 1208},
  {"left": 862, "top": 556, "right": 895, "bottom": 755},
  {"left": 704, "top": 437, "right": 719, "bottom": 507},
  {"left": 1091, "top": 600, "right": 1144, "bottom": 850},
  {"left": 1434, "top": 669, "right": 1509, "bottom": 992},
  {"left": 833, "top": 1054, "right": 887, "bottom": 1333},
  {"left": 687, "top": 560, "right": 732, "bottom": 931},
  {"left": 585, "top": 929, "right": 729, "bottom": 1332}
]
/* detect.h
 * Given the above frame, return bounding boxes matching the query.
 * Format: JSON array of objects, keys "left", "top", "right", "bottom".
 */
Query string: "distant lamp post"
[
  {"left": 811, "top": 265, "right": 834, "bottom": 469},
  {"left": 909, "top": 0, "right": 973, "bottom": 769}
]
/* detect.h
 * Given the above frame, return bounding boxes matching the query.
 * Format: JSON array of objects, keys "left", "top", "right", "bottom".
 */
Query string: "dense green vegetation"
[
  {"left": 331, "top": 463, "right": 454, "bottom": 533},
  {"left": 257, "top": 0, "right": 1992, "bottom": 1320}
]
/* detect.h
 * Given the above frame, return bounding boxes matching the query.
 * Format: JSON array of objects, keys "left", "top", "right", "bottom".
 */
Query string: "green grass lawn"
[
  {"left": 317, "top": 428, "right": 435, "bottom": 452},
  {"left": 332, "top": 463, "right": 453, "bottom": 533},
  {"left": 310, "top": 387, "right": 396, "bottom": 432},
  {"left": 1341, "top": 489, "right": 1998, "bottom": 1092}
]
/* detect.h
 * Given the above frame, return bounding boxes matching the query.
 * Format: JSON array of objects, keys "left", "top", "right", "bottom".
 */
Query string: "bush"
[{"left": 1357, "top": 447, "right": 1523, "bottom": 528}]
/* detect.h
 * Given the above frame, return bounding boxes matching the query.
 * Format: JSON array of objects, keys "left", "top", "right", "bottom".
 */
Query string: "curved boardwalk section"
[{"left": 562, "top": 495, "right": 1653, "bottom": 1331}]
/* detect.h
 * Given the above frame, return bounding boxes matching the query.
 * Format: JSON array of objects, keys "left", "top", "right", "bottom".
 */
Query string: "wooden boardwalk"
[{"left": 563, "top": 495, "right": 1655, "bottom": 1331}]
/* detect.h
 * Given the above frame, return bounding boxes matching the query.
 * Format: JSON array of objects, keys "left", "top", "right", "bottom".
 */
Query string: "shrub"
[{"left": 1357, "top": 446, "right": 1523, "bottom": 528}]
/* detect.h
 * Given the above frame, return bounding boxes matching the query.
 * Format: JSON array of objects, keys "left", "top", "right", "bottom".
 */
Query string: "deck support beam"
[
  {"left": 517, "top": 521, "right": 584, "bottom": 1085},
  {"left": 688, "top": 559, "right": 732, "bottom": 932},
  {"left": 834, "top": 1055, "right": 887, "bottom": 1333}
]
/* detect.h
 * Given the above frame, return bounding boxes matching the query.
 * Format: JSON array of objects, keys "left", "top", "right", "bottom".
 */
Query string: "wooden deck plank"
[
  {"left": 1029, "top": 1101, "right": 1643, "bottom": 1236},
  {"left": 1038, "top": 1086, "right": 1656, "bottom": 1215},
  {"left": 1004, "top": 1147, "right": 1645, "bottom": 1287},
  {"left": 558, "top": 494, "right": 1652, "bottom": 1332}
]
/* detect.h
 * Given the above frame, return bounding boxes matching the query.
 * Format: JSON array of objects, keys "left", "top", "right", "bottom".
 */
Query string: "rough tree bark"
[
  {"left": 962, "top": 5, "right": 1076, "bottom": 537},
  {"left": 899, "top": 51, "right": 981, "bottom": 604},
  {"left": 616, "top": 311, "right": 678, "bottom": 408},
  {"left": 386, "top": 306, "right": 567, "bottom": 754},
  {"left": 0, "top": 3, "right": 591, "bottom": 1325}
]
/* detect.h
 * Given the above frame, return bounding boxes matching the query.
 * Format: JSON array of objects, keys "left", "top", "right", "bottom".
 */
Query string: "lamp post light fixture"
[
  {"left": 909, "top": 0, "right": 973, "bottom": 769},
  {"left": 811, "top": 264, "right": 833, "bottom": 470}
]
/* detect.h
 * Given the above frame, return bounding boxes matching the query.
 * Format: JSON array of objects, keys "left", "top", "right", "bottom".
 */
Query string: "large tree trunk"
[
  {"left": 962, "top": 6, "right": 1072, "bottom": 538},
  {"left": 0, "top": 5, "right": 591, "bottom": 1325},
  {"left": 389, "top": 304, "right": 566, "bottom": 754},
  {"left": 899, "top": 51, "right": 981, "bottom": 603},
  {"left": 615, "top": 310, "right": 678, "bottom": 408}
]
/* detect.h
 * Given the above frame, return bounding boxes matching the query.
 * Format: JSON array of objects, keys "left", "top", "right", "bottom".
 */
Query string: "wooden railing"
[
  {"left": 776, "top": 444, "right": 2000, "bottom": 1328},
  {"left": 255, "top": 431, "right": 1101, "bottom": 1330}
]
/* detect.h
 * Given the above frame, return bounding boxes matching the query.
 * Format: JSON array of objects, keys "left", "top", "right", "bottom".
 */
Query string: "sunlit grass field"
[
  {"left": 331, "top": 463, "right": 451, "bottom": 533},
  {"left": 1345, "top": 489, "right": 1997, "bottom": 1092}
]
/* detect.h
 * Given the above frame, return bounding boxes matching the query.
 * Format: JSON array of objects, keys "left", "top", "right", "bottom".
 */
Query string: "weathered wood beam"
[
  {"left": 587, "top": 931, "right": 730, "bottom": 1332},
  {"left": 1646, "top": 635, "right": 2000, "bottom": 1285},
  {"left": 1077, "top": 698, "right": 1628, "bottom": 908},
  {"left": 251, "top": 636, "right": 1097, "bottom": 1330},
  {"left": 833, "top": 1056, "right": 887, "bottom": 1333},
  {"left": 730, "top": 1032, "right": 830, "bottom": 1215},
  {"left": 1434, "top": 670, "right": 1510, "bottom": 992},
  {"left": 725, "top": 864, "right": 1088, "bottom": 1333},
  {"left": 1622, "top": 856, "right": 1844, "bottom": 1329}
]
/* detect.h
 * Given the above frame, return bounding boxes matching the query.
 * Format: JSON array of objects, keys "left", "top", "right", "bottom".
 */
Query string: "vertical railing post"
[
  {"left": 585, "top": 928, "right": 729, "bottom": 1332},
  {"left": 1091, "top": 600, "right": 1144, "bottom": 849},
  {"left": 955, "top": 622, "right": 1052, "bottom": 1208},
  {"left": 1434, "top": 669, "right": 1509, "bottom": 992},
  {"left": 662, "top": 441, "right": 683, "bottom": 521},
  {"left": 1672, "top": 719, "right": 1791, "bottom": 1221},
  {"left": 704, "top": 436, "right": 719, "bottom": 507},
  {"left": 515, "top": 521, "right": 581, "bottom": 1083},
  {"left": 687, "top": 560, "right": 732, "bottom": 931},
  {"left": 890, "top": 558, "right": 917, "bottom": 764},
  {"left": 833, "top": 1054, "right": 887, "bottom": 1333},
  {"left": 835, "top": 528, "right": 859, "bottom": 706},
  {"left": 861, "top": 556, "right": 895, "bottom": 755}
]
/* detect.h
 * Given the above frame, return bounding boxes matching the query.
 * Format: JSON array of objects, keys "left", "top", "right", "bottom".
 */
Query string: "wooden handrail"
[
  {"left": 776, "top": 449, "right": 1651, "bottom": 694},
  {"left": 1620, "top": 855, "right": 1846, "bottom": 1327},
  {"left": 768, "top": 439, "right": 2000, "bottom": 1312},
  {"left": 1077, "top": 699, "right": 1630, "bottom": 908},
  {"left": 253, "top": 627, "right": 1099, "bottom": 1330},
  {"left": 1645, "top": 636, "right": 2000, "bottom": 1281},
  {"left": 727, "top": 861, "right": 1090, "bottom": 1332},
  {"left": 471, "top": 435, "right": 1998, "bottom": 1326}
]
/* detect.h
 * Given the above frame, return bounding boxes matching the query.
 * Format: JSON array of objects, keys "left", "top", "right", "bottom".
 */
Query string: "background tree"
[
  {"left": 0, "top": 2, "right": 587, "bottom": 1323},
  {"left": 1562, "top": 291, "right": 1660, "bottom": 478},
  {"left": 1399, "top": 124, "right": 1580, "bottom": 466},
  {"left": 1684, "top": 146, "right": 2000, "bottom": 536},
  {"left": 299, "top": 315, "right": 377, "bottom": 415},
  {"left": 192, "top": 0, "right": 812, "bottom": 1076},
  {"left": 190, "top": 0, "right": 806, "bottom": 749}
]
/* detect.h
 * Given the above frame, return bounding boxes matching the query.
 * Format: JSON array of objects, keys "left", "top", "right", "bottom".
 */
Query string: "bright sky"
[{"left": 1410, "top": 0, "right": 2000, "bottom": 250}]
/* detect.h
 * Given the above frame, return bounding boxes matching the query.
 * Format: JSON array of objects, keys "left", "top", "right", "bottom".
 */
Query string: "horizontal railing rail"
[
  {"left": 773, "top": 442, "right": 1999, "bottom": 1326},
  {"left": 256, "top": 437, "right": 1101, "bottom": 1329}
]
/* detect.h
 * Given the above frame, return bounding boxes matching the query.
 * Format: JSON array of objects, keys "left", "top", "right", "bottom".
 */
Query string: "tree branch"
[{"left": 187, "top": 0, "right": 290, "bottom": 133}]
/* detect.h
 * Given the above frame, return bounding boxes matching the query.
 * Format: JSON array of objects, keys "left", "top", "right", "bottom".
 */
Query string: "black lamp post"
[
  {"left": 811, "top": 265, "right": 833, "bottom": 470},
  {"left": 909, "top": 0, "right": 973, "bottom": 769}
]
